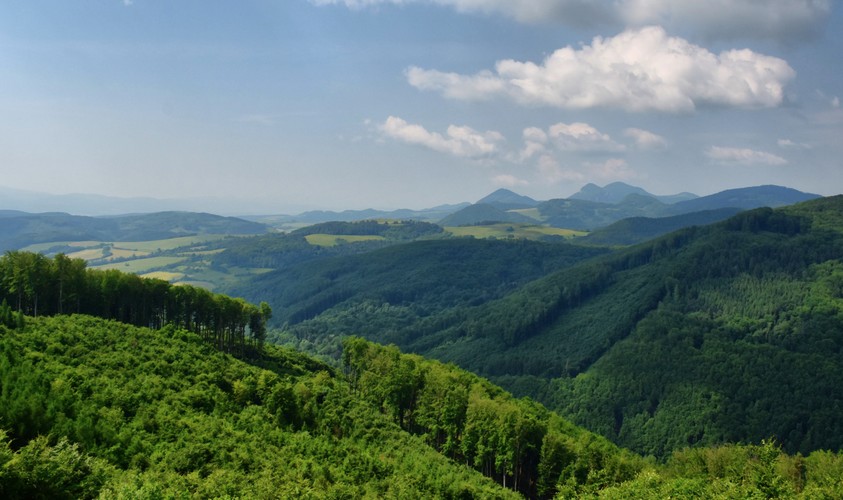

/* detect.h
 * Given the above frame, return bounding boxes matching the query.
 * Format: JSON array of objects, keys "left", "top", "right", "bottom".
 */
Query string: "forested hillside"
[
  {"left": 2, "top": 255, "right": 843, "bottom": 497},
  {"left": 229, "top": 238, "right": 608, "bottom": 344},
  {"left": 260, "top": 196, "right": 843, "bottom": 459},
  {"left": 2, "top": 316, "right": 842, "bottom": 498},
  {"left": 0, "top": 211, "right": 268, "bottom": 252}
]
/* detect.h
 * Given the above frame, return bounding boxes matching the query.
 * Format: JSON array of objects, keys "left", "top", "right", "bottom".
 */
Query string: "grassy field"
[
  {"left": 66, "top": 247, "right": 106, "bottom": 261},
  {"left": 445, "top": 224, "right": 586, "bottom": 240},
  {"left": 140, "top": 271, "right": 187, "bottom": 281},
  {"left": 111, "top": 234, "right": 230, "bottom": 252},
  {"left": 509, "top": 208, "right": 545, "bottom": 221},
  {"left": 304, "top": 234, "right": 386, "bottom": 247},
  {"left": 19, "top": 234, "right": 267, "bottom": 291},
  {"left": 91, "top": 256, "right": 189, "bottom": 274}
]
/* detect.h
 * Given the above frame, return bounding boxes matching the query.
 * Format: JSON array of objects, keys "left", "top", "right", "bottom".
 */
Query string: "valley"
[{"left": 2, "top": 183, "right": 843, "bottom": 497}]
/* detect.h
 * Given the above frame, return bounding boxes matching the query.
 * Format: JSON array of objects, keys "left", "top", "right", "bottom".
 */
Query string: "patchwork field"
[{"left": 445, "top": 223, "right": 586, "bottom": 240}]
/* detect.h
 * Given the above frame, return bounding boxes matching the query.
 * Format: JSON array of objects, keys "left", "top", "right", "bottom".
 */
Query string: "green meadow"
[{"left": 445, "top": 223, "right": 586, "bottom": 240}]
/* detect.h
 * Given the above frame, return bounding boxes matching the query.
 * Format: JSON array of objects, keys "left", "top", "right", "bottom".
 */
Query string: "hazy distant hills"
[
  {"left": 475, "top": 188, "right": 539, "bottom": 209},
  {"left": 580, "top": 207, "right": 743, "bottom": 246},
  {"left": 439, "top": 203, "right": 537, "bottom": 226},
  {"left": 665, "top": 184, "right": 820, "bottom": 214},
  {"left": 444, "top": 184, "right": 820, "bottom": 231},
  {"left": 570, "top": 181, "right": 697, "bottom": 204},
  {"left": 0, "top": 211, "right": 268, "bottom": 252},
  {"left": 251, "top": 203, "right": 470, "bottom": 228}
]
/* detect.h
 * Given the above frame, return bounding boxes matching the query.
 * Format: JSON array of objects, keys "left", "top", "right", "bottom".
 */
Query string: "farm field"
[
  {"left": 304, "top": 234, "right": 386, "bottom": 247},
  {"left": 444, "top": 223, "right": 586, "bottom": 240}
]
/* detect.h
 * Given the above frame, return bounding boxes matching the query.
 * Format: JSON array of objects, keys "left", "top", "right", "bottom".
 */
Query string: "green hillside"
[
  {"left": 579, "top": 207, "right": 742, "bottom": 246},
  {"left": 0, "top": 315, "right": 524, "bottom": 498},
  {"left": 229, "top": 238, "right": 608, "bottom": 341},
  {"left": 3, "top": 317, "right": 842, "bottom": 498},
  {"left": 2, "top": 256, "right": 843, "bottom": 497},
  {"left": 439, "top": 203, "right": 539, "bottom": 226},
  {"left": 255, "top": 196, "right": 843, "bottom": 459},
  {"left": 0, "top": 211, "right": 268, "bottom": 252}
]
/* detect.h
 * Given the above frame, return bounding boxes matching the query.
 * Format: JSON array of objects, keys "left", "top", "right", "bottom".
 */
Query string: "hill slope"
[
  {"left": 0, "top": 210, "right": 268, "bottom": 252},
  {"left": 476, "top": 188, "right": 539, "bottom": 209},
  {"left": 580, "top": 207, "right": 742, "bottom": 246},
  {"left": 439, "top": 203, "right": 538, "bottom": 226},
  {"left": 570, "top": 182, "right": 697, "bottom": 204},
  {"left": 264, "top": 196, "right": 843, "bottom": 458},
  {"left": 0, "top": 315, "right": 522, "bottom": 498}
]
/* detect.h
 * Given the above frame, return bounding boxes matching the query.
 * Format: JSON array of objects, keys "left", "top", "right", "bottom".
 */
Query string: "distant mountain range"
[
  {"left": 0, "top": 211, "right": 268, "bottom": 252},
  {"left": 443, "top": 184, "right": 820, "bottom": 231},
  {"left": 0, "top": 183, "right": 823, "bottom": 236},
  {"left": 570, "top": 182, "right": 697, "bottom": 204}
]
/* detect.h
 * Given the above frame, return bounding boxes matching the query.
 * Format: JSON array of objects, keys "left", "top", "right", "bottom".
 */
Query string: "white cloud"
[
  {"left": 706, "top": 146, "right": 788, "bottom": 166},
  {"left": 311, "top": 0, "right": 831, "bottom": 43},
  {"left": 777, "top": 138, "right": 811, "bottom": 150},
  {"left": 379, "top": 116, "right": 504, "bottom": 159},
  {"left": 833, "top": 96, "right": 841, "bottom": 109},
  {"left": 123, "top": 0, "right": 134, "bottom": 5},
  {"left": 492, "top": 174, "right": 529, "bottom": 187},
  {"left": 548, "top": 122, "right": 625, "bottom": 152},
  {"left": 407, "top": 27, "right": 795, "bottom": 113},
  {"left": 623, "top": 128, "right": 667, "bottom": 150},
  {"left": 520, "top": 127, "right": 548, "bottom": 161}
]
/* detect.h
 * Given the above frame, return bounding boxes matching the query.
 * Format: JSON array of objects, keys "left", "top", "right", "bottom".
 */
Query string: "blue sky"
[{"left": 0, "top": 0, "right": 841, "bottom": 213}]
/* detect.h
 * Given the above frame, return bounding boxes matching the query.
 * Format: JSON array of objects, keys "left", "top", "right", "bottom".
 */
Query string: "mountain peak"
[{"left": 476, "top": 189, "right": 538, "bottom": 209}]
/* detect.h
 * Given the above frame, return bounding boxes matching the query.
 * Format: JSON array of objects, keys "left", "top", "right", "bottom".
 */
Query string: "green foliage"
[
  {"left": 341, "top": 337, "right": 645, "bottom": 498},
  {"left": 0, "top": 251, "right": 271, "bottom": 355},
  {"left": 0, "top": 315, "right": 517, "bottom": 498}
]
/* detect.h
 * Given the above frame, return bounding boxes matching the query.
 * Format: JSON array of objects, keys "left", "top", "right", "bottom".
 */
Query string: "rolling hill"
[
  {"left": 476, "top": 188, "right": 540, "bottom": 209},
  {"left": 0, "top": 210, "right": 269, "bottom": 252},
  {"left": 438, "top": 203, "right": 539, "bottom": 226},
  {"left": 2, "top": 241, "right": 843, "bottom": 497},
  {"left": 579, "top": 207, "right": 743, "bottom": 246},
  {"left": 569, "top": 182, "right": 697, "bottom": 205},
  {"left": 242, "top": 196, "right": 843, "bottom": 459}
]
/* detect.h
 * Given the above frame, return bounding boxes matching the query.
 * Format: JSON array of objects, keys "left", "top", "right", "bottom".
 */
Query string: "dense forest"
[
  {"left": 243, "top": 196, "right": 843, "bottom": 460},
  {"left": 2, "top": 313, "right": 843, "bottom": 497},
  {"left": 0, "top": 251, "right": 271, "bottom": 354}
]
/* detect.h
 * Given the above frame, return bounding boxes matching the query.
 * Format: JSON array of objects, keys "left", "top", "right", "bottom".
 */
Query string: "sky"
[{"left": 0, "top": 0, "right": 841, "bottom": 213}]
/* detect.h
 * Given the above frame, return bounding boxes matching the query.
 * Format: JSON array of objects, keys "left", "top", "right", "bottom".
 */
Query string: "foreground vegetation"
[{"left": 1, "top": 315, "right": 842, "bottom": 498}]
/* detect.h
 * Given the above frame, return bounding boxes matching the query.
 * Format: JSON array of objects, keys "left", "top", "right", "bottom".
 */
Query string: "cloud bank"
[
  {"left": 311, "top": 0, "right": 831, "bottom": 42},
  {"left": 407, "top": 26, "right": 795, "bottom": 113}
]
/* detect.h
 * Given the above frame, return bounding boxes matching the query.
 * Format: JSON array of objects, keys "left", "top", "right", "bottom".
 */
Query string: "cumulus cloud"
[
  {"left": 311, "top": 0, "right": 831, "bottom": 43},
  {"left": 706, "top": 146, "right": 788, "bottom": 166},
  {"left": 379, "top": 116, "right": 504, "bottom": 159},
  {"left": 623, "top": 128, "right": 667, "bottom": 150},
  {"left": 549, "top": 122, "right": 625, "bottom": 152},
  {"left": 407, "top": 27, "right": 795, "bottom": 113},
  {"left": 520, "top": 127, "right": 549, "bottom": 161}
]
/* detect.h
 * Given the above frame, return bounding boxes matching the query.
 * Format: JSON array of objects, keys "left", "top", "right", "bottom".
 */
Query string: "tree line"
[{"left": 0, "top": 251, "right": 271, "bottom": 354}]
